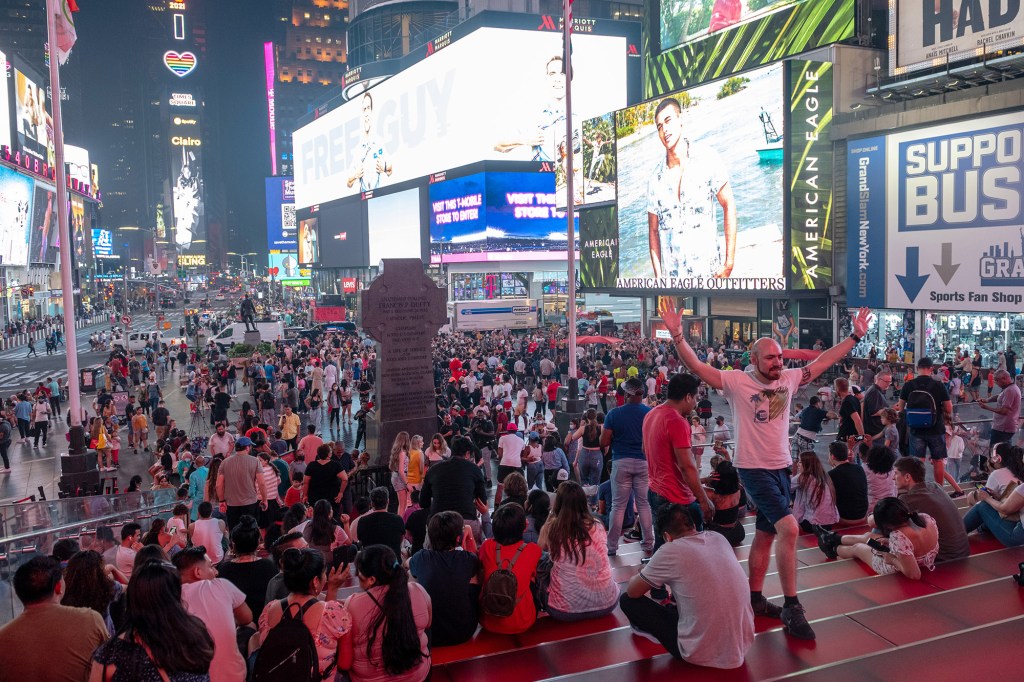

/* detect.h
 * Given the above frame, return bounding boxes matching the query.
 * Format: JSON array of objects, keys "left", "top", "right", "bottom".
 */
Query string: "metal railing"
[{"left": 0, "top": 489, "right": 179, "bottom": 627}]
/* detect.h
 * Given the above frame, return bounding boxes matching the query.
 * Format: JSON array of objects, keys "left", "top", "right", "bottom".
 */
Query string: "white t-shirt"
[
  {"left": 191, "top": 518, "right": 226, "bottom": 564},
  {"left": 114, "top": 545, "right": 136, "bottom": 579},
  {"left": 182, "top": 578, "right": 248, "bottom": 682},
  {"left": 945, "top": 435, "right": 964, "bottom": 460},
  {"left": 986, "top": 467, "right": 1018, "bottom": 497},
  {"left": 720, "top": 367, "right": 803, "bottom": 470},
  {"left": 497, "top": 433, "right": 525, "bottom": 467},
  {"left": 638, "top": 532, "right": 754, "bottom": 669}
]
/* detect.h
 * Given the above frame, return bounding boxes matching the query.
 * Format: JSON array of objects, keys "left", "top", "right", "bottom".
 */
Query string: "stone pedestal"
[
  {"left": 361, "top": 259, "right": 447, "bottom": 462},
  {"left": 243, "top": 331, "right": 261, "bottom": 347}
]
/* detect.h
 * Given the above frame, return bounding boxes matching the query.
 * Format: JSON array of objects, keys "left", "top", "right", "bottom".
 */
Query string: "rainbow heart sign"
[{"left": 164, "top": 51, "right": 197, "bottom": 77}]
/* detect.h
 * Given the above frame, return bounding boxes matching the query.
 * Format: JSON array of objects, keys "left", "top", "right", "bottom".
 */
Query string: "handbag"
[
  {"left": 999, "top": 479, "right": 1021, "bottom": 522},
  {"left": 97, "top": 427, "right": 108, "bottom": 450},
  {"left": 532, "top": 554, "right": 553, "bottom": 612}
]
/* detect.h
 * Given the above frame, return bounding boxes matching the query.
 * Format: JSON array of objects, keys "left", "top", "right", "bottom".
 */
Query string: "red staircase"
[{"left": 417, "top": 496, "right": 1024, "bottom": 681}]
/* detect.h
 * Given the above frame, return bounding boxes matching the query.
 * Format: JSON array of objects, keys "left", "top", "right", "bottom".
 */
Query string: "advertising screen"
[
  {"left": 660, "top": 0, "right": 801, "bottom": 52},
  {"left": 846, "top": 110, "right": 1024, "bottom": 313},
  {"left": 266, "top": 176, "right": 296, "bottom": 252},
  {"left": 71, "top": 195, "right": 92, "bottom": 270},
  {"left": 894, "top": 1, "right": 1024, "bottom": 75},
  {"left": 367, "top": 188, "right": 422, "bottom": 263},
  {"left": 14, "top": 67, "right": 49, "bottom": 162},
  {"left": 297, "top": 217, "right": 319, "bottom": 265},
  {"left": 581, "top": 113, "right": 617, "bottom": 204},
  {"left": 92, "top": 228, "right": 116, "bottom": 260},
  {"left": 268, "top": 252, "right": 308, "bottom": 286},
  {"left": 789, "top": 60, "right": 833, "bottom": 291},
  {"left": 429, "top": 171, "right": 576, "bottom": 263},
  {"left": 0, "top": 165, "right": 33, "bottom": 266},
  {"left": 65, "top": 145, "right": 91, "bottom": 187},
  {"left": 579, "top": 205, "right": 618, "bottom": 290},
  {"left": 646, "top": 0, "right": 854, "bottom": 98},
  {"left": 0, "top": 52, "right": 11, "bottom": 152},
  {"left": 170, "top": 111, "right": 204, "bottom": 251},
  {"left": 28, "top": 183, "right": 57, "bottom": 264},
  {"left": 293, "top": 26, "right": 628, "bottom": 209},
  {"left": 612, "top": 62, "right": 784, "bottom": 292},
  {"left": 318, "top": 201, "right": 368, "bottom": 268}
]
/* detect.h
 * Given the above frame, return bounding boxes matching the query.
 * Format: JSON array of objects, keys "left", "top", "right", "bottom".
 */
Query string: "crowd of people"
[{"left": 3, "top": 296, "right": 1024, "bottom": 679}]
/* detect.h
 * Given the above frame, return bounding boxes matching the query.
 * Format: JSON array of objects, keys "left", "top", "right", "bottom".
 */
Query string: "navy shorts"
[{"left": 737, "top": 467, "right": 792, "bottom": 535}]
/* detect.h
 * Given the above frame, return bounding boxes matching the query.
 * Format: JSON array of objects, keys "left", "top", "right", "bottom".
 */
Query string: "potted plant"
[
  {"left": 256, "top": 342, "right": 274, "bottom": 356},
  {"left": 227, "top": 343, "right": 254, "bottom": 369}
]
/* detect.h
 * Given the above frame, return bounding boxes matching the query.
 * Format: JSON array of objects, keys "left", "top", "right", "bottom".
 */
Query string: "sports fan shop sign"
[{"left": 846, "top": 110, "right": 1024, "bottom": 312}]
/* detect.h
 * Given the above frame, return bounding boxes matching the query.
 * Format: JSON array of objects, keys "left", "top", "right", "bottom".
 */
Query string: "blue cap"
[{"left": 235, "top": 436, "right": 253, "bottom": 448}]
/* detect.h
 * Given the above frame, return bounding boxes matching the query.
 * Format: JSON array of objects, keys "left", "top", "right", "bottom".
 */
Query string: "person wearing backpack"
[
  {"left": 895, "top": 357, "right": 965, "bottom": 497},
  {"left": 0, "top": 415, "right": 12, "bottom": 471},
  {"left": 478, "top": 502, "right": 542, "bottom": 635},
  {"left": 254, "top": 547, "right": 353, "bottom": 682}
]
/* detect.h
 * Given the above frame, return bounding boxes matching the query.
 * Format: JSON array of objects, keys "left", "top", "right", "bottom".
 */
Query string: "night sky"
[{"left": 75, "top": 0, "right": 280, "bottom": 255}]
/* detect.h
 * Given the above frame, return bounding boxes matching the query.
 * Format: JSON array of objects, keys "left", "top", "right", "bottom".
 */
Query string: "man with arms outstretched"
[{"left": 659, "top": 300, "right": 872, "bottom": 640}]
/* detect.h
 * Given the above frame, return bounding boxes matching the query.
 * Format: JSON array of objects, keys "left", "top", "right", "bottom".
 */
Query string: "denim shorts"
[
  {"left": 737, "top": 467, "right": 792, "bottom": 535},
  {"left": 909, "top": 432, "right": 947, "bottom": 460}
]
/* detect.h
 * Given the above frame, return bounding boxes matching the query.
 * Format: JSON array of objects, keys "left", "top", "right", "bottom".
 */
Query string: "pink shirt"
[{"left": 345, "top": 583, "right": 431, "bottom": 682}]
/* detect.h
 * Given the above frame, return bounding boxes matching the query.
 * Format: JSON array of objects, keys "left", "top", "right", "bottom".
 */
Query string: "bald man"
[
  {"left": 978, "top": 369, "right": 1020, "bottom": 447},
  {"left": 660, "top": 301, "right": 872, "bottom": 642}
]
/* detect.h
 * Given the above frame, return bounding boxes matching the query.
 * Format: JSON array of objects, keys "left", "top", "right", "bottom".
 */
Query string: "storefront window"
[
  {"left": 925, "top": 312, "right": 1024, "bottom": 367},
  {"left": 846, "top": 308, "right": 914, "bottom": 361}
]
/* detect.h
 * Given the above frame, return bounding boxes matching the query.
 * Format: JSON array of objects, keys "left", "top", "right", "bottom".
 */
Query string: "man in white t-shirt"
[
  {"left": 174, "top": 547, "right": 252, "bottom": 682},
  {"left": 494, "top": 423, "right": 526, "bottom": 507},
  {"left": 660, "top": 299, "right": 872, "bottom": 642},
  {"left": 621, "top": 503, "right": 753, "bottom": 668},
  {"left": 115, "top": 523, "right": 142, "bottom": 579}
]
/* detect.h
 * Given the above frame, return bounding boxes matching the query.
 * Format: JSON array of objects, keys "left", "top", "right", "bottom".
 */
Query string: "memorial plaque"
[{"left": 361, "top": 259, "right": 447, "bottom": 466}]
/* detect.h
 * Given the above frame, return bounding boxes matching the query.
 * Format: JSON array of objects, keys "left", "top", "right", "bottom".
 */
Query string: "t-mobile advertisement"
[{"left": 429, "top": 171, "right": 576, "bottom": 263}]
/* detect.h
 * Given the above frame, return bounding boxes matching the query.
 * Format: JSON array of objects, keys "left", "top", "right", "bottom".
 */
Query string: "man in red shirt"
[
  {"left": 545, "top": 378, "right": 561, "bottom": 418},
  {"left": 642, "top": 373, "right": 714, "bottom": 552}
]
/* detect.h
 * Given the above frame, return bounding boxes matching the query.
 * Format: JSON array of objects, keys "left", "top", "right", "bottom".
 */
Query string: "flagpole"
[
  {"left": 563, "top": 0, "right": 578, "bottom": 386},
  {"left": 46, "top": 0, "right": 85, "bottom": 458}
]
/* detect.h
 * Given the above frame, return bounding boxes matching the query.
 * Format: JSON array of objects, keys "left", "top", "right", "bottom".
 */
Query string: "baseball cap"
[
  {"left": 556, "top": 469, "right": 569, "bottom": 481},
  {"left": 528, "top": 432, "right": 541, "bottom": 441},
  {"left": 716, "top": 415, "right": 725, "bottom": 422},
  {"left": 507, "top": 423, "right": 518, "bottom": 432},
  {"left": 235, "top": 436, "right": 253, "bottom": 448},
  {"left": 623, "top": 378, "right": 644, "bottom": 396},
  {"left": 917, "top": 357, "right": 934, "bottom": 369}
]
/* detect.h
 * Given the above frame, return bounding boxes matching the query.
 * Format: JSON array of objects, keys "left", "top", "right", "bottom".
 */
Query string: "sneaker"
[
  {"left": 751, "top": 596, "right": 782, "bottom": 619},
  {"left": 1, "top": 467, "right": 11, "bottom": 473},
  {"left": 630, "top": 627, "right": 661, "bottom": 645},
  {"left": 624, "top": 529, "right": 643, "bottom": 541},
  {"left": 813, "top": 525, "right": 840, "bottom": 560},
  {"left": 607, "top": 550, "right": 617, "bottom": 557},
  {"left": 949, "top": 490, "right": 965, "bottom": 499},
  {"left": 781, "top": 604, "right": 816, "bottom": 640}
]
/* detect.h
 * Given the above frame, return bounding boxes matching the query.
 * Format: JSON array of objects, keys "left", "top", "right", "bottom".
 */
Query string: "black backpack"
[
  {"left": 481, "top": 542, "right": 526, "bottom": 618},
  {"left": 251, "top": 598, "right": 329, "bottom": 682},
  {"left": 905, "top": 379, "right": 938, "bottom": 429}
]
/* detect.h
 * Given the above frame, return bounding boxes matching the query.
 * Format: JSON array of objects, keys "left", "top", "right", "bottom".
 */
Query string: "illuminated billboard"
[
  {"left": 581, "top": 113, "right": 617, "bottom": 205},
  {"left": 28, "top": 183, "right": 57, "bottom": 265},
  {"left": 92, "top": 228, "right": 116, "bottom": 260},
  {"left": 316, "top": 202, "right": 368, "bottom": 268},
  {"left": 367, "top": 188, "right": 423, "bottom": 263},
  {"left": 14, "top": 66, "right": 50, "bottom": 162},
  {"left": 169, "top": 110, "right": 204, "bottom": 251},
  {"left": 587, "top": 62, "right": 784, "bottom": 293},
  {"left": 846, "top": 110, "right": 1024, "bottom": 313},
  {"left": 893, "top": 1, "right": 1024, "bottom": 75},
  {"left": 266, "top": 176, "right": 296, "bottom": 252},
  {"left": 64, "top": 145, "right": 91, "bottom": 187},
  {"left": 0, "top": 52, "right": 11, "bottom": 152},
  {"left": 268, "top": 252, "right": 308, "bottom": 286},
  {"left": 429, "top": 171, "right": 576, "bottom": 264},
  {"left": 645, "top": 0, "right": 854, "bottom": 97},
  {"left": 297, "top": 217, "right": 319, "bottom": 265},
  {"left": 71, "top": 195, "right": 92, "bottom": 270},
  {"left": 0, "top": 165, "right": 33, "bottom": 266},
  {"left": 293, "top": 25, "right": 630, "bottom": 209}
]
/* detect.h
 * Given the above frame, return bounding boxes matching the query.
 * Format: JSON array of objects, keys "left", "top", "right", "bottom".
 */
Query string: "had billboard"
[
  {"left": 293, "top": 25, "right": 630, "bottom": 209},
  {"left": 592, "top": 62, "right": 785, "bottom": 293},
  {"left": 893, "top": 0, "right": 1024, "bottom": 75},
  {"left": 0, "top": 165, "right": 33, "bottom": 266},
  {"left": 846, "top": 110, "right": 1024, "bottom": 312}
]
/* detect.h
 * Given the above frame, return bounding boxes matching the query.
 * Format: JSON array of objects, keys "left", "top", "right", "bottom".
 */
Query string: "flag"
[{"left": 55, "top": 0, "right": 80, "bottom": 65}]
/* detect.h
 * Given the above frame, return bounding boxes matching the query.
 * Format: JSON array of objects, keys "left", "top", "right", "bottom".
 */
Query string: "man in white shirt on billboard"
[
  {"left": 346, "top": 91, "right": 393, "bottom": 192},
  {"left": 647, "top": 97, "right": 737, "bottom": 280},
  {"left": 659, "top": 298, "right": 873, "bottom": 642}
]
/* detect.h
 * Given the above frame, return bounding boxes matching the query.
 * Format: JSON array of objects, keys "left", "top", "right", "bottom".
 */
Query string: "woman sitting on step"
[{"left": 814, "top": 497, "right": 938, "bottom": 580}]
